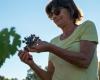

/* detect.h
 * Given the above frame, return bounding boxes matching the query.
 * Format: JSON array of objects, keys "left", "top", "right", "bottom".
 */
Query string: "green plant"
[{"left": 0, "top": 27, "right": 21, "bottom": 67}]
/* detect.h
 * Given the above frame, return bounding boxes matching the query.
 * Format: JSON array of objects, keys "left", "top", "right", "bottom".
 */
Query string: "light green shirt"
[{"left": 49, "top": 20, "right": 98, "bottom": 80}]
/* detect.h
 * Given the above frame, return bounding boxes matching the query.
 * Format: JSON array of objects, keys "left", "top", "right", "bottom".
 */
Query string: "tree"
[
  {"left": 0, "top": 75, "right": 18, "bottom": 80},
  {"left": 0, "top": 27, "right": 21, "bottom": 68}
]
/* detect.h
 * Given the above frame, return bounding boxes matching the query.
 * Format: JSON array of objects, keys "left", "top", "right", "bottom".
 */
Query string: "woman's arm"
[
  {"left": 25, "top": 39, "right": 96, "bottom": 68},
  {"left": 48, "top": 40, "right": 97, "bottom": 68},
  {"left": 29, "top": 60, "right": 55, "bottom": 80},
  {"left": 18, "top": 51, "right": 55, "bottom": 80}
]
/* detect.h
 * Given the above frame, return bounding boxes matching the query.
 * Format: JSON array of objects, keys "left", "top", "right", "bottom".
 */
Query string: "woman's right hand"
[
  {"left": 24, "top": 40, "right": 51, "bottom": 53},
  {"left": 18, "top": 50, "right": 34, "bottom": 66}
]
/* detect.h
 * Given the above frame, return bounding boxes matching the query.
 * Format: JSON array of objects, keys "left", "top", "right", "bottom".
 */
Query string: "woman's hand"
[
  {"left": 26, "top": 40, "right": 50, "bottom": 53},
  {"left": 18, "top": 50, "right": 34, "bottom": 65}
]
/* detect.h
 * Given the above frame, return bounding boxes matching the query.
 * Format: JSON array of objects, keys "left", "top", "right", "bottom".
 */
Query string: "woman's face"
[{"left": 50, "top": 7, "right": 72, "bottom": 28}]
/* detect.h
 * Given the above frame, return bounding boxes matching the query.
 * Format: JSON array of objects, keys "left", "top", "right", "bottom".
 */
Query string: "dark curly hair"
[{"left": 45, "top": 0, "right": 83, "bottom": 24}]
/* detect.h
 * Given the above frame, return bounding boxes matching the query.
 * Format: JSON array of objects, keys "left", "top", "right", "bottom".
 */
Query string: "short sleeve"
[{"left": 80, "top": 20, "right": 98, "bottom": 43}]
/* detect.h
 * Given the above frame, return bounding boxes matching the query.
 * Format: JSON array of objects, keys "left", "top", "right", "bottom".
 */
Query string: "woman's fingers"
[
  {"left": 18, "top": 50, "right": 32, "bottom": 62},
  {"left": 24, "top": 46, "right": 37, "bottom": 52},
  {"left": 18, "top": 50, "right": 23, "bottom": 56},
  {"left": 22, "top": 53, "right": 28, "bottom": 60}
]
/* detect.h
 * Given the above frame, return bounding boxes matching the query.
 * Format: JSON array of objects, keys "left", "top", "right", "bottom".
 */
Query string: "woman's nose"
[{"left": 51, "top": 14, "right": 57, "bottom": 20}]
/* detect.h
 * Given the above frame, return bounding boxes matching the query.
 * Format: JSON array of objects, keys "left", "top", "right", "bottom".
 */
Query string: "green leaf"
[{"left": 0, "top": 27, "right": 21, "bottom": 68}]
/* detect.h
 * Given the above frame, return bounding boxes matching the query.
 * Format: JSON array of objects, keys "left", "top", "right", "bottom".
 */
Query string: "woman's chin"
[{"left": 56, "top": 22, "right": 63, "bottom": 26}]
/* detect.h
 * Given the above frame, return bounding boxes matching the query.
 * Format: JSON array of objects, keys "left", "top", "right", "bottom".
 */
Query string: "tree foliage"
[
  {"left": 0, "top": 75, "right": 18, "bottom": 80},
  {"left": 0, "top": 27, "right": 21, "bottom": 68}
]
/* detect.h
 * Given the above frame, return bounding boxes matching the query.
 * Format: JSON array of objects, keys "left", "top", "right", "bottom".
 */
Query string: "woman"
[{"left": 18, "top": 0, "right": 98, "bottom": 80}]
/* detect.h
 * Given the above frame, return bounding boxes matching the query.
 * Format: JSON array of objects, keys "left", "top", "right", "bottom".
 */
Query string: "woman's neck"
[{"left": 60, "top": 23, "right": 77, "bottom": 40}]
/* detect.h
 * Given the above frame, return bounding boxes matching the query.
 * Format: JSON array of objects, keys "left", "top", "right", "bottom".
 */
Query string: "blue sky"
[{"left": 0, "top": 0, "right": 100, "bottom": 80}]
